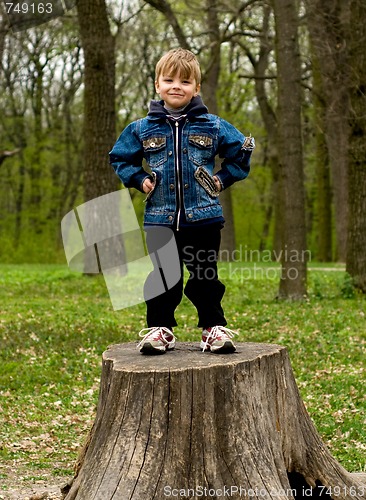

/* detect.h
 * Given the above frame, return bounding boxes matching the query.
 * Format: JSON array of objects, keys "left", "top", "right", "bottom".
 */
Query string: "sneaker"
[
  {"left": 137, "top": 326, "right": 176, "bottom": 354},
  {"left": 201, "top": 326, "right": 237, "bottom": 353}
]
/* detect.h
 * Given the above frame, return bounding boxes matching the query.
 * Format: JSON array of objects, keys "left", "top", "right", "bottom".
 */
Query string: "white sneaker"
[
  {"left": 137, "top": 327, "right": 176, "bottom": 354},
  {"left": 201, "top": 326, "right": 237, "bottom": 353}
]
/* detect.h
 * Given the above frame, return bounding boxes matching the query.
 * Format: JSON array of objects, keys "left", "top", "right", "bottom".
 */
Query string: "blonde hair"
[{"left": 155, "top": 48, "right": 201, "bottom": 85}]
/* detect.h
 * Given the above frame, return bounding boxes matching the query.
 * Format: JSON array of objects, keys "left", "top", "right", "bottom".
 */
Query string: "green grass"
[{"left": 0, "top": 263, "right": 365, "bottom": 482}]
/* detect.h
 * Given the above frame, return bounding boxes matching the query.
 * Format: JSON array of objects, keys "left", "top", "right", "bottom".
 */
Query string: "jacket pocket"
[
  {"left": 194, "top": 166, "right": 220, "bottom": 198},
  {"left": 188, "top": 134, "right": 213, "bottom": 165},
  {"left": 143, "top": 136, "right": 167, "bottom": 167}
]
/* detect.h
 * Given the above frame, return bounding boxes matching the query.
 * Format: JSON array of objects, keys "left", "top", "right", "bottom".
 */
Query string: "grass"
[{"left": 0, "top": 262, "right": 365, "bottom": 487}]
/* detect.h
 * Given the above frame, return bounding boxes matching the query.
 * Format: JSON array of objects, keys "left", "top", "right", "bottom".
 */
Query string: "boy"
[{"left": 109, "top": 48, "right": 254, "bottom": 355}]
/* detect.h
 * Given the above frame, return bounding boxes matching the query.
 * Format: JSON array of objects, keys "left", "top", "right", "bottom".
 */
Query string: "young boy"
[{"left": 109, "top": 48, "right": 254, "bottom": 355}]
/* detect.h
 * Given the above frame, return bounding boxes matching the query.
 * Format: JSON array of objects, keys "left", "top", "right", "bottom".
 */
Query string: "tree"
[
  {"left": 346, "top": 0, "right": 366, "bottom": 293},
  {"left": 232, "top": 4, "right": 282, "bottom": 255},
  {"left": 271, "top": 0, "right": 307, "bottom": 299}
]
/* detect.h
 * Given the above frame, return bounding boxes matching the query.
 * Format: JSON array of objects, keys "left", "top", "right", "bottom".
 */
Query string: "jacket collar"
[{"left": 147, "top": 95, "right": 209, "bottom": 121}]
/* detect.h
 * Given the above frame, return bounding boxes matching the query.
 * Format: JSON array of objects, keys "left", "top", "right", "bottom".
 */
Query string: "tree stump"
[{"left": 64, "top": 343, "right": 366, "bottom": 499}]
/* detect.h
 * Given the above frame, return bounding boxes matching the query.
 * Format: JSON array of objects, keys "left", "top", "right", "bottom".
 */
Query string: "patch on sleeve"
[{"left": 242, "top": 135, "right": 255, "bottom": 151}]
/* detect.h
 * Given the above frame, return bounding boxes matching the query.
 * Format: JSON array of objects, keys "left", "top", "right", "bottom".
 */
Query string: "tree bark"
[
  {"left": 272, "top": 0, "right": 307, "bottom": 299},
  {"left": 346, "top": 0, "right": 366, "bottom": 293},
  {"left": 63, "top": 342, "right": 365, "bottom": 500}
]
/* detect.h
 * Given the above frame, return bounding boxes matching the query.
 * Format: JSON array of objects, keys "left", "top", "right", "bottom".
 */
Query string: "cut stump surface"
[{"left": 64, "top": 342, "right": 366, "bottom": 499}]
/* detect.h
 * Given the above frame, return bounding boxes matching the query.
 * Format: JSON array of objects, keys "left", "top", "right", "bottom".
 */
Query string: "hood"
[{"left": 147, "top": 95, "right": 209, "bottom": 120}]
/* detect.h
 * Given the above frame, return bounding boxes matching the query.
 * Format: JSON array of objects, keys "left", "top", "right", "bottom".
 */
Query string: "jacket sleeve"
[
  {"left": 214, "top": 118, "right": 254, "bottom": 190},
  {"left": 109, "top": 121, "right": 151, "bottom": 192}
]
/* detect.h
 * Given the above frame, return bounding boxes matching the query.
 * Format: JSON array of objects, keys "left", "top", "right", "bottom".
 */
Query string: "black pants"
[{"left": 144, "top": 224, "right": 227, "bottom": 329}]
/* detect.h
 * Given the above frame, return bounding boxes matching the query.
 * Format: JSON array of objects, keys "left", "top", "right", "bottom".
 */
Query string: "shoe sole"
[
  {"left": 139, "top": 342, "right": 175, "bottom": 355},
  {"left": 200, "top": 340, "right": 236, "bottom": 353}
]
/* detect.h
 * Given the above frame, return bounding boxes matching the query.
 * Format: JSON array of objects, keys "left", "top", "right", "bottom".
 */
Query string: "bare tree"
[
  {"left": 234, "top": 4, "right": 282, "bottom": 256},
  {"left": 271, "top": 0, "right": 307, "bottom": 299}
]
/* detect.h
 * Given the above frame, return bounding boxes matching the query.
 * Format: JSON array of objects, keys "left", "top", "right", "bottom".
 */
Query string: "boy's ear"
[
  {"left": 155, "top": 80, "right": 160, "bottom": 93},
  {"left": 194, "top": 83, "right": 201, "bottom": 96}
]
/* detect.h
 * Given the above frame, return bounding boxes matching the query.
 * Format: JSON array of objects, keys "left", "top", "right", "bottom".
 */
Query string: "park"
[{"left": 0, "top": 0, "right": 365, "bottom": 498}]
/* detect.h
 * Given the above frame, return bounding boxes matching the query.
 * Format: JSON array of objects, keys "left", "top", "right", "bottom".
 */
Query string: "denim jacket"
[{"left": 109, "top": 96, "right": 253, "bottom": 228}]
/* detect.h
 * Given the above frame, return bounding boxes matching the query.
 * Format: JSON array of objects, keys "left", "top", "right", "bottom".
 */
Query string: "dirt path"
[{"left": 0, "top": 465, "right": 68, "bottom": 500}]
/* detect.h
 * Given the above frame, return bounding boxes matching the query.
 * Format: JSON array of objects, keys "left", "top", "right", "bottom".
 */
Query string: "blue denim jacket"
[{"left": 109, "top": 97, "right": 253, "bottom": 227}]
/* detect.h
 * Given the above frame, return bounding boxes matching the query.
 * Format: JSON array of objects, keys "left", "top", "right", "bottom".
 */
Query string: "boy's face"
[{"left": 155, "top": 73, "right": 200, "bottom": 109}]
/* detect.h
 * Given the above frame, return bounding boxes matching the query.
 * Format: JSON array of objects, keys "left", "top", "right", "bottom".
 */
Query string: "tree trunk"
[
  {"left": 311, "top": 49, "right": 332, "bottom": 262},
  {"left": 0, "top": 4, "right": 8, "bottom": 72},
  {"left": 250, "top": 5, "right": 281, "bottom": 257},
  {"left": 203, "top": 0, "right": 236, "bottom": 258},
  {"left": 29, "top": 57, "right": 44, "bottom": 234},
  {"left": 305, "top": 0, "right": 350, "bottom": 262},
  {"left": 63, "top": 342, "right": 365, "bottom": 500},
  {"left": 76, "top": 0, "right": 119, "bottom": 202},
  {"left": 76, "top": 0, "right": 120, "bottom": 273},
  {"left": 346, "top": 0, "right": 366, "bottom": 293},
  {"left": 272, "top": 0, "right": 307, "bottom": 299}
]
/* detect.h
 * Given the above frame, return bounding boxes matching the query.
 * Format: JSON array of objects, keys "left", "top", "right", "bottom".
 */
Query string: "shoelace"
[
  {"left": 202, "top": 326, "right": 238, "bottom": 352},
  {"left": 137, "top": 326, "right": 174, "bottom": 349}
]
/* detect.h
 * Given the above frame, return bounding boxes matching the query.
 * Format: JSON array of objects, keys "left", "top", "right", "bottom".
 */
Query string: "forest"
[
  {"left": 0, "top": 1, "right": 366, "bottom": 496},
  {"left": 0, "top": 0, "right": 365, "bottom": 299}
]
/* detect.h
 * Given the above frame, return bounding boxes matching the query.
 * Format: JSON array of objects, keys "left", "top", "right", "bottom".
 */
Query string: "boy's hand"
[
  {"left": 142, "top": 178, "right": 155, "bottom": 194},
  {"left": 213, "top": 176, "right": 222, "bottom": 192}
]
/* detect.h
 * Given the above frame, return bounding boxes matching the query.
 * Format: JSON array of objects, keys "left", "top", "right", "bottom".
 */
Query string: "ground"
[{"left": 0, "top": 465, "right": 67, "bottom": 500}]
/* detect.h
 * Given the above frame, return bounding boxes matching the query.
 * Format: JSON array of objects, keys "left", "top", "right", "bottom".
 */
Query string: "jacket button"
[
  {"left": 184, "top": 184, "right": 189, "bottom": 189},
  {"left": 188, "top": 213, "right": 193, "bottom": 219},
  {"left": 183, "top": 148, "right": 187, "bottom": 154},
  {"left": 170, "top": 184, "right": 175, "bottom": 190},
  {"left": 168, "top": 216, "right": 173, "bottom": 221},
  {"left": 169, "top": 151, "right": 173, "bottom": 156}
]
